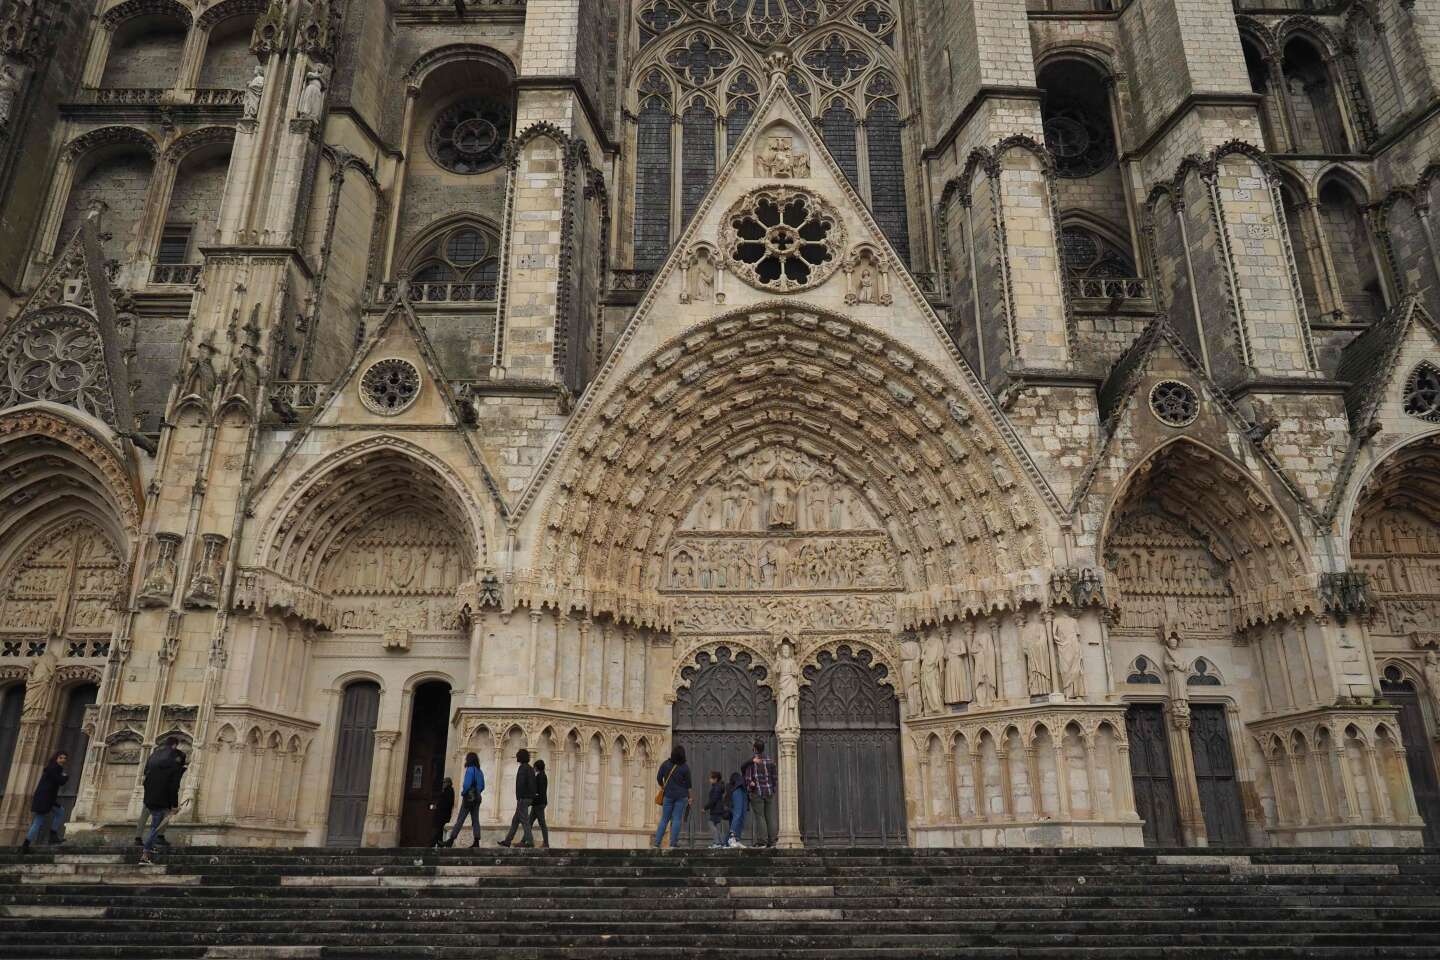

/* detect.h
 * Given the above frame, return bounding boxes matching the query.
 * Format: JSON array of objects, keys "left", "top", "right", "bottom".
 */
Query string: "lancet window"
[{"left": 629, "top": 3, "right": 911, "bottom": 271}]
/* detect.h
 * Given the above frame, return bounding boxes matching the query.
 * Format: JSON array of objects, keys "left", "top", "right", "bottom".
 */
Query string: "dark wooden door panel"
[
  {"left": 327, "top": 682, "right": 380, "bottom": 845},
  {"left": 1381, "top": 678, "right": 1440, "bottom": 846},
  {"left": 1189, "top": 703, "right": 1246, "bottom": 845},
  {"left": 399, "top": 683, "right": 451, "bottom": 847},
  {"left": 1126, "top": 704, "right": 1182, "bottom": 847}
]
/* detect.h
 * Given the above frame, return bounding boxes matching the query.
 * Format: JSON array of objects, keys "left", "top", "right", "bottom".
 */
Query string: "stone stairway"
[{"left": 3, "top": 845, "right": 1440, "bottom": 958}]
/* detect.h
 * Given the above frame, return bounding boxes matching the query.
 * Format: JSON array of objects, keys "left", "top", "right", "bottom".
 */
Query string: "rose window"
[
  {"left": 360, "top": 359, "right": 422, "bottom": 415},
  {"left": 1149, "top": 380, "right": 1200, "bottom": 428},
  {"left": 1042, "top": 99, "right": 1114, "bottom": 178},
  {"left": 722, "top": 188, "right": 845, "bottom": 292},
  {"left": 1404, "top": 362, "right": 1440, "bottom": 423},
  {"left": 428, "top": 98, "right": 511, "bottom": 175}
]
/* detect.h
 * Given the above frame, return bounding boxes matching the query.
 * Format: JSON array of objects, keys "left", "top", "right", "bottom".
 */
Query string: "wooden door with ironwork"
[
  {"left": 1188, "top": 703, "right": 1246, "bottom": 844},
  {"left": 326, "top": 681, "right": 381, "bottom": 845},
  {"left": 1126, "top": 703, "right": 1183, "bottom": 846},
  {"left": 798, "top": 646, "right": 906, "bottom": 846},
  {"left": 1381, "top": 666, "right": 1440, "bottom": 846}
]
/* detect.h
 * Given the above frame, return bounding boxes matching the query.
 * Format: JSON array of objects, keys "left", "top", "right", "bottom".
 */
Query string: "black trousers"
[
  {"left": 527, "top": 803, "right": 550, "bottom": 846},
  {"left": 502, "top": 799, "right": 533, "bottom": 845}
]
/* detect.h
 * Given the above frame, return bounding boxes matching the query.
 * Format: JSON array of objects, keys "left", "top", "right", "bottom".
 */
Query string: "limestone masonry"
[{"left": 1, "top": 0, "right": 1439, "bottom": 851}]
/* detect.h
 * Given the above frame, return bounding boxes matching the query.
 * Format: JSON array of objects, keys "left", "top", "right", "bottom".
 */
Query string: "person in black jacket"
[
  {"left": 430, "top": 777, "right": 455, "bottom": 848},
  {"left": 525, "top": 759, "right": 550, "bottom": 848},
  {"left": 703, "top": 771, "right": 729, "bottom": 847},
  {"left": 139, "top": 744, "right": 187, "bottom": 864},
  {"left": 496, "top": 749, "right": 536, "bottom": 848},
  {"left": 20, "top": 751, "right": 68, "bottom": 854},
  {"left": 135, "top": 738, "right": 183, "bottom": 848},
  {"left": 653, "top": 745, "right": 691, "bottom": 849}
]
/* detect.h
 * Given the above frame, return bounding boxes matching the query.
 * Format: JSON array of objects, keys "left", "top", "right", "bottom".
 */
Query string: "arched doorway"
[
  {"left": 52, "top": 683, "right": 97, "bottom": 827},
  {"left": 1380, "top": 665, "right": 1440, "bottom": 846},
  {"left": 671, "top": 646, "right": 776, "bottom": 848},
  {"left": 326, "top": 681, "right": 380, "bottom": 845},
  {"left": 798, "top": 645, "right": 905, "bottom": 846},
  {"left": 399, "top": 681, "right": 451, "bottom": 846},
  {"left": 0, "top": 684, "right": 23, "bottom": 805}
]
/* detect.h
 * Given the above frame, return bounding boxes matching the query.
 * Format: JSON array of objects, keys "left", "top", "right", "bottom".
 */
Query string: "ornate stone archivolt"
[
  {"left": 1103, "top": 440, "right": 1313, "bottom": 630},
  {"left": 525, "top": 307, "right": 1046, "bottom": 631},
  {"left": 0, "top": 407, "right": 142, "bottom": 538}
]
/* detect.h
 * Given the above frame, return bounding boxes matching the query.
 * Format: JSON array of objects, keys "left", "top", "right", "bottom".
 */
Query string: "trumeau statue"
[
  {"left": 21, "top": 645, "right": 58, "bottom": 723},
  {"left": 776, "top": 640, "right": 801, "bottom": 734}
]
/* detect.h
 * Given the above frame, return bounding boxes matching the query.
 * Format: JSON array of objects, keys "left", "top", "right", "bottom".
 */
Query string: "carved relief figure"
[
  {"left": 944, "top": 623, "right": 971, "bottom": 704},
  {"left": 776, "top": 640, "right": 801, "bottom": 733},
  {"left": 764, "top": 454, "right": 798, "bottom": 529},
  {"left": 682, "top": 246, "right": 720, "bottom": 304},
  {"left": 898, "top": 632, "right": 922, "bottom": 716},
  {"left": 244, "top": 66, "right": 266, "bottom": 119},
  {"left": 920, "top": 628, "right": 946, "bottom": 715},
  {"left": 972, "top": 621, "right": 997, "bottom": 707},
  {"left": 1021, "top": 613, "right": 1053, "bottom": 697},
  {"left": 1052, "top": 611, "right": 1084, "bottom": 699},
  {"left": 756, "top": 135, "right": 809, "bottom": 178}
]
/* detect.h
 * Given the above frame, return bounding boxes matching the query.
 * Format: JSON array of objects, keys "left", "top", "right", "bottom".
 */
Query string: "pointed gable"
[{"left": 0, "top": 217, "right": 131, "bottom": 431}]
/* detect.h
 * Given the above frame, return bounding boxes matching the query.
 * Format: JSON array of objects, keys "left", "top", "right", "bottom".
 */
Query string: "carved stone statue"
[
  {"left": 776, "top": 640, "right": 801, "bottom": 734},
  {"left": 756, "top": 135, "right": 809, "bottom": 178},
  {"left": 920, "top": 629, "right": 945, "bottom": 715},
  {"left": 972, "top": 622, "right": 997, "bottom": 707},
  {"left": 1052, "top": 611, "right": 1085, "bottom": 699},
  {"left": 943, "top": 623, "right": 971, "bottom": 704},
  {"left": 20, "top": 645, "right": 58, "bottom": 723},
  {"left": 898, "top": 632, "right": 922, "bottom": 716},
  {"left": 244, "top": 66, "right": 266, "bottom": 119},
  {"left": 764, "top": 458, "right": 797, "bottom": 529},
  {"left": 1424, "top": 652, "right": 1440, "bottom": 718},
  {"left": 297, "top": 69, "right": 326, "bottom": 121},
  {"left": 0, "top": 62, "right": 22, "bottom": 128},
  {"left": 1163, "top": 630, "right": 1187, "bottom": 700},
  {"left": 1021, "top": 612, "right": 1053, "bottom": 697}
]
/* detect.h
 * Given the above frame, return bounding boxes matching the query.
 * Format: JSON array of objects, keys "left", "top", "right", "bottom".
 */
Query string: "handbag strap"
[{"left": 661, "top": 762, "right": 678, "bottom": 790}]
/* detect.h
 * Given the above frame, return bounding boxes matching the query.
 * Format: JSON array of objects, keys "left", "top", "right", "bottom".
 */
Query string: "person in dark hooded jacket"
[
  {"left": 430, "top": 777, "right": 455, "bottom": 847},
  {"left": 20, "top": 751, "right": 68, "bottom": 854},
  {"left": 139, "top": 744, "right": 186, "bottom": 864},
  {"left": 135, "top": 738, "right": 183, "bottom": 848}
]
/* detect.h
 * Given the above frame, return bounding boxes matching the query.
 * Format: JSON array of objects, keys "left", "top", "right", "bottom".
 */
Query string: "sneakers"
[
  {"left": 138, "top": 851, "right": 153, "bottom": 865},
  {"left": 727, "top": 838, "right": 746, "bottom": 848}
]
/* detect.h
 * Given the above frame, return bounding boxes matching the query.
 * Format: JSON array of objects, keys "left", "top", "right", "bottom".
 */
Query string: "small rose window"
[
  {"left": 1149, "top": 380, "right": 1199, "bottom": 428},
  {"left": 428, "top": 98, "right": 511, "bottom": 175},
  {"left": 722, "top": 188, "right": 845, "bottom": 293},
  {"left": 1403, "top": 362, "right": 1440, "bottom": 423},
  {"left": 360, "top": 359, "right": 421, "bottom": 415}
]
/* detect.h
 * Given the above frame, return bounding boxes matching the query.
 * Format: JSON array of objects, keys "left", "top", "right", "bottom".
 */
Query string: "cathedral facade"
[{"left": 1, "top": 0, "right": 1439, "bottom": 850}]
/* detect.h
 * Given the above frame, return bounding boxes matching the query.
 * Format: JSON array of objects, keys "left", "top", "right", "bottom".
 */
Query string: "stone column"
[
  {"left": 776, "top": 731, "right": 802, "bottom": 848},
  {"left": 466, "top": 612, "right": 485, "bottom": 702},
  {"left": 1164, "top": 703, "right": 1208, "bottom": 846},
  {"left": 362, "top": 730, "right": 400, "bottom": 844}
]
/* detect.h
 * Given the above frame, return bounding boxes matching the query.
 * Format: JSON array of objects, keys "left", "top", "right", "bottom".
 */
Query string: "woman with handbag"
[
  {"left": 652, "top": 744, "right": 691, "bottom": 848},
  {"left": 443, "top": 752, "right": 484, "bottom": 847}
]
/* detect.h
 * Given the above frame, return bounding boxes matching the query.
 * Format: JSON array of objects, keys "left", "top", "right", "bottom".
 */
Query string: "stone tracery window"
[
  {"left": 1042, "top": 97, "right": 1115, "bottom": 179},
  {"left": 1149, "top": 380, "right": 1200, "bottom": 428},
  {"left": 628, "top": 5, "right": 911, "bottom": 270},
  {"left": 1059, "top": 224, "right": 1135, "bottom": 279},
  {"left": 359, "top": 358, "right": 422, "bottom": 416},
  {"left": 406, "top": 221, "right": 501, "bottom": 296},
  {"left": 1404, "top": 362, "right": 1440, "bottom": 423},
  {"left": 428, "top": 97, "right": 511, "bottom": 175},
  {"left": 0, "top": 312, "right": 116, "bottom": 426}
]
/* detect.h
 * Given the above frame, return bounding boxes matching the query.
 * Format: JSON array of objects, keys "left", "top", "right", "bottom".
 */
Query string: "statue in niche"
[
  {"left": 1021, "top": 613, "right": 1053, "bottom": 697},
  {"left": 243, "top": 66, "right": 266, "bottom": 119},
  {"left": 776, "top": 640, "right": 801, "bottom": 734},
  {"left": 297, "top": 68, "right": 327, "bottom": 121},
  {"left": 920, "top": 629, "right": 946, "bottom": 715},
  {"left": 807, "top": 484, "right": 830, "bottom": 531},
  {"left": 1162, "top": 630, "right": 1188, "bottom": 699},
  {"left": 1425, "top": 653, "right": 1440, "bottom": 718},
  {"left": 0, "top": 62, "right": 23, "bottom": 128},
  {"left": 944, "top": 623, "right": 971, "bottom": 704},
  {"left": 898, "top": 632, "right": 923, "bottom": 717},
  {"left": 756, "top": 135, "right": 809, "bottom": 178},
  {"left": 1052, "top": 611, "right": 1085, "bottom": 699},
  {"left": 972, "top": 622, "right": 997, "bottom": 707},
  {"left": 21, "top": 645, "right": 58, "bottom": 723},
  {"left": 684, "top": 246, "right": 718, "bottom": 303}
]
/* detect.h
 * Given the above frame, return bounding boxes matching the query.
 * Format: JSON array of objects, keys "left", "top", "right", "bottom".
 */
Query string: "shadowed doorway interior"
[{"left": 400, "top": 681, "right": 452, "bottom": 846}]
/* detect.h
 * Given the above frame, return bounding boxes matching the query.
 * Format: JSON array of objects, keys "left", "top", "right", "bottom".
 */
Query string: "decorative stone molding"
[
  {"left": 137, "top": 533, "right": 182, "bottom": 607},
  {"left": 0, "top": 409, "right": 142, "bottom": 535},
  {"left": 231, "top": 566, "right": 338, "bottom": 630},
  {"left": 184, "top": 533, "right": 228, "bottom": 609}
]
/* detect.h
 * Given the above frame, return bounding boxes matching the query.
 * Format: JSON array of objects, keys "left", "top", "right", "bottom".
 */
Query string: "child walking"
[{"left": 703, "top": 771, "right": 729, "bottom": 847}]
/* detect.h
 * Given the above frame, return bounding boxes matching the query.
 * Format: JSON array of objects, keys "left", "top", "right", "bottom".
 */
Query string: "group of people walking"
[
  {"left": 20, "top": 738, "right": 779, "bottom": 853},
  {"left": 431, "top": 749, "right": 549, "bottom": 848},
  {"left": 654, "top": 739, "right": 779, "bottom": 849}
]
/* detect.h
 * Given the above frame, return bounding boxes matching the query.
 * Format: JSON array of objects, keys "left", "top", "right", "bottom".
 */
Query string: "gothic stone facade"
[{"left": 1, "top": 0, "right": 1439, "bottom": 850}]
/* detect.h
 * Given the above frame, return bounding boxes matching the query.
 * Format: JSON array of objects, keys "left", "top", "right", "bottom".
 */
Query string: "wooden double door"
[
  {"left": 1126, "top": 702, "right": 1245, "bottom": 846},
  {"left": 671, "top": 644, "right": 906, "bottom": 847}
]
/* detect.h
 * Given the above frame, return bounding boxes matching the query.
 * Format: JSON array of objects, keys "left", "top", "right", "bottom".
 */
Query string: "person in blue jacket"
[
  {"left": 653, "top": 744, "right": 691, "bottom": 848},
  {"left": 443, "top": 752, "right": 484, "bottom": 847}
]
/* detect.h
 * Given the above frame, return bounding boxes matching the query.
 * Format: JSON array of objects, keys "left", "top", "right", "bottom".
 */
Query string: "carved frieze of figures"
[
  {"left": 666, "top": 533, "right": 898, "bottom": 592},
  {"left": 0, "top": 519, "right": 120, "bottom": 636},
  {"left": 843, "top": 246, "right": 892, "bottom": 306},
  {"left": 323, "top": 510, "right": 471, "bottom": 597},
  {"left": 684, "top": 448, "right": 877, "bottom": 534},
  {"left": 755, "top": 135, "right": 810, "bottom": 179},
  {"left": 1383, "top": 598, "right": 1440, "bottom": 648},
  {"left": 679, "top": 243, "right": 724, "bottom": 305},
  {"left": 673, "top": 593, "right": 897, "bottom": 633},
  {"left": 1106, "top": 510, "right": 1233, "bottom": 637},
  {"left": 334, "top": 597, "right": 464, "bottom": 634},
  {"left": 137, "top": 533, "right": 183, "bottom": 607}
]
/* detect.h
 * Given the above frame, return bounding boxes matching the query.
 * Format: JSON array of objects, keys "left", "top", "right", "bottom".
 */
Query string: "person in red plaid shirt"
[{"left": 742, "top": 740, "right": 778, "bottom": 848}]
